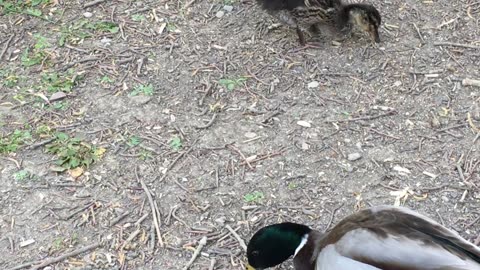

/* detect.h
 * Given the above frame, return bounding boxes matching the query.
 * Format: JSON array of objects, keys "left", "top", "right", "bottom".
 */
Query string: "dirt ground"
[{"left": 1, "top": 0, "right": 479, "bottom": 269}]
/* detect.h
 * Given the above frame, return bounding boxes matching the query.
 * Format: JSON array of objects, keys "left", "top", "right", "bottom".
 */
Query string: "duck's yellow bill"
[{"left": 246, "top": 263, "right": 255, "bottom": 270}]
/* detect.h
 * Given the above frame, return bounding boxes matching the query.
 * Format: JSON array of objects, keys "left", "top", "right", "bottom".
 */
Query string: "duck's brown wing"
[
  {"left": 290, "top": 6, "right": 336, "bottom": 26},
  {"left": 315, "top": 206, "right": 480, "bottom": 270},
  {"left": 305, "top": 0, "right": 342, "bottom": 9}
]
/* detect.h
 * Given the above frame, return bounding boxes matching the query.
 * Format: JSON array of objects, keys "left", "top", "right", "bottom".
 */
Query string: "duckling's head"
[
  {"left": 246, "top": 222, "right": 311, "bottom": 270},
  {"left": 345, "top": 4, "right": 381, "bottom": 42}
]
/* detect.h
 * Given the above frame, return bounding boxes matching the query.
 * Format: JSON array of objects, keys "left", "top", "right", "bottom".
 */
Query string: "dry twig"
[
  {"left": 8, "top": 242, "right": 102, "bottom": 270},
  {"left": 135, "top": 167, "right": 164, "bottom": 247},
  {"left": 183, "top": 236, "right": 207, "bottom": 270},
  {"left": 159, "top": 138, "right": 198, "bottom": 182},
  {"left": 324, "top": 203, "right": 344, "bottom": 232},
  {"left": 227, "top": 145, "right": 254, "bottom": 170},
  {"left": 83, "top": 0, "right": 106, "bottom": 8},
  {"left": 0, "top": 34, "right": 14, "bottom": 60},
  {"left": 225, "top": 224, "right": 247, "bottom": 251},
  {"left": 194, "top": 113, "right": 217, "bottom": 129},
  {"left": 325, "top": 111, "right": 397, "bottom": 123}
]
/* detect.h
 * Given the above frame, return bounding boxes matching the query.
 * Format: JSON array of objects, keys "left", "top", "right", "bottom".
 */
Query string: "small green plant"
[
  {"left": 139, "top": 150, "right": 153, "bottom": 160},
  {"left": 51, "top": 101, "right": 69, "bottom": 110},
  {"left": 0, "top": 0, "right": 49, "bottom": 16},
  {"left": 36, "top": 125, "right": 53, "bottom": 137},
  {"left": 244, "top": 191, "right": 264, "bottom": 203},
  {"left": 41, "top": 71, "right": 80, "bottom": 93},
  {"left": 86, "top": 21, "right": 119, "bottom": 33},
  {"left": 166, "top": 23, "right": 176, "bottom": 32},
  {"left": 13, "top": 169, "right": 30, "bottom": 181},
  {"left": 288, "top": 182, "right": 297, "bottom": 190},
  {"left": 46, "top": 132, "right": 102, "bottom": 170},
  {"left": 0, "top": 129, "right": 32, "bottom": 153},
  {"left": 127, "top": 136, "right": 141, "bottom": 147},
  {"left": 51, "top": 237, "right": 64, "bottom": 251},
  {"left": 129, "top": 84, "right": 154, "bottom": 96},
  {"left": 218, "top": 77, "right": 247, "bottom": 91},
  {"left": 4, "top": 75, "right": 19, "bottom": 87},
  {"left": 0, "top": 70, "right": 19, "bottom": 87},
  {"left": 58, "top": 21, "right": 91, "bottom": 46},
  {"left": 131, "top": 14, "right": 146, "bottom": 21},
  {"left": 100, "top": 75, "right": 114, "bottom": 84},
  {"left": 21, "top": 34, "right": 50, "bottom": 67},
  {"left": 169, "top": 136, "right": 182, "bottom": 151}
]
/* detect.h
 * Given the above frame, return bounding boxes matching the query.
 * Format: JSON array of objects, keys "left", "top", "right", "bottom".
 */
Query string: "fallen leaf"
[
  {"left": 390, "top": 187, "right": 412, "bottom": 206},
  {"left": 49, "top": 91, "right": 67, "bottom": 102},
  {"left": 69, "top": 167, "right": 84, "bottom": 178},
  {"left": 94, "top": 147, "right": 107, "bottom": 157}
]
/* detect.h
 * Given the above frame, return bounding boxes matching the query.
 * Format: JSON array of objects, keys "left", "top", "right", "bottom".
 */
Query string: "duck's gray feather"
[{"left": 307, "top": 206, "right": 480, "bottom": 270}]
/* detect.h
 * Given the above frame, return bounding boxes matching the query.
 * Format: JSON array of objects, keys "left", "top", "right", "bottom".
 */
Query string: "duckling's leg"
[{"left": 296, "top": 26, "right": 306, "bottom": 46}]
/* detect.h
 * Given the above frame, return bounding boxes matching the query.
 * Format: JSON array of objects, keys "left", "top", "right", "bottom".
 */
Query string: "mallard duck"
[
  {"left": 255, "top": 0, "right": 381, "bottom": 45},
  {"left": 246, "top": 205, "right": 480, "bottom": 270}
]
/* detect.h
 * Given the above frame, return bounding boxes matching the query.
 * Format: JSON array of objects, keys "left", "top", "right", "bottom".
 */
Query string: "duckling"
[
  {"left": 255, "top": 0, "right": 381, "bottom": 45},
  {"left": 246, "top": 205, "right": 480, "bottom": 270}
]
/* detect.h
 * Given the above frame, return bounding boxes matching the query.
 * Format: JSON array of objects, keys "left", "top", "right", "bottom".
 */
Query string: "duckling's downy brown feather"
[
  {"left": 294, "top": 206, "right": 480, "bottom": 270},
  {"left": 255, "top": 0, "right": 381, "bottom": 45}
]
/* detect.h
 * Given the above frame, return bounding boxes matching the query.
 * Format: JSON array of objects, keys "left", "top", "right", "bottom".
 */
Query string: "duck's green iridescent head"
[{"left": 246, "top": 222, "right": 311, "bottom": 270}]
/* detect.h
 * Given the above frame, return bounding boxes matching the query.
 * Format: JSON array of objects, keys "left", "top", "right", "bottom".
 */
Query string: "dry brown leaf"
[{"left": 69, "top": 167, "right": 84, "bottom": 178}]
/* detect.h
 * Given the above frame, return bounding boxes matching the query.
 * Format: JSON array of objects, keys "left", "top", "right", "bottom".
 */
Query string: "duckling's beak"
[
  {"left": 246, "top": 263, "right": 256, "bottom": 270},
  {"left": 370, "top": 27, "right": 380, "bottom": 43}
]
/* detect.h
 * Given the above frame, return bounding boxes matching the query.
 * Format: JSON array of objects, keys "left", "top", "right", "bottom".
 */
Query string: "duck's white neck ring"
[{"left": 293, "top": 234, "right": 309, "bottom": 258}]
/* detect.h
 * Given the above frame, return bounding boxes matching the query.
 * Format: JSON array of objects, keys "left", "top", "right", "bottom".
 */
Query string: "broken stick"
[{"left": 183, "top": 236, "right": 207, "bottom": 270}]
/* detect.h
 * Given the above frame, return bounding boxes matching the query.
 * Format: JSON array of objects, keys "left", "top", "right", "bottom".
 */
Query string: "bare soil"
[{"left": 1, "top": 0, "right": 479, "bottom": 269}]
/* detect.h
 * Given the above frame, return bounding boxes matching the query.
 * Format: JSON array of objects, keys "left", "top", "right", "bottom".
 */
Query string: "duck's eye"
[{"left": 252, "top": 250, "right": 260, "bottom": 256}]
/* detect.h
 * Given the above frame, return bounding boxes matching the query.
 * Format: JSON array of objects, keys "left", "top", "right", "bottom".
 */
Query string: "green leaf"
[
  {"left": 169, "top": 137, "right": 182, "bottom": 151},
  {"left": 131, "top": 14, "right": 145, "bottom": 21},
  {"left": 243, "top": 191, "right": 264, "bottom": 203},
  {"left": 25, "top": 8, "right": 42, "bottom": 17},
  {"left": 69, "top": 157, "right": 80, "bottom": 168},
  {"left": 55, "top": 132, "right": 69, "bottom": 141},
  {"left": 128, "top": 136, "right": 141, "bottom": 147},
  {"left": 13, "top": 170, "right": 30, "bottom": 181}
]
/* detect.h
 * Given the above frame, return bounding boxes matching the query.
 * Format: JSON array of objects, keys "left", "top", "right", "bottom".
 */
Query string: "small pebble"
[
  {"left": 223, "top": 5, "right": 233, "bottom": 12},
  {"left": 83, "top": 12, "right": 93, "bottom": 18},
  {"left": 300, "top": 142, "right": 310, "bottom": 150},
  {"left": 307, "top": 81, "right": 319, "bottom": 88},
  {"left": 347, "top": 153, "right": 362, "bottom": 161},
  {"left": 297, "top": 120, "right": 311, "bottom": 128},
  {"left": 216, "top": 10, "right": 225, "bottom": 18},
  {"left": 100, "top": 37, "right": 112, "bottom": 45}
]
